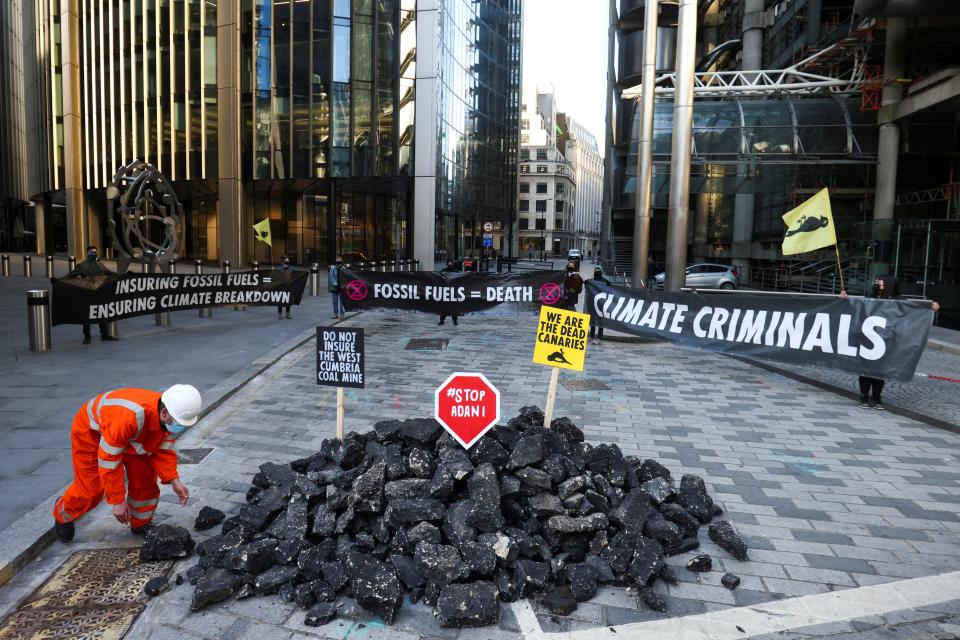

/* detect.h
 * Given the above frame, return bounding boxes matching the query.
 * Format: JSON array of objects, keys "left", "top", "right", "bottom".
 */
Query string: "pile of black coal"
[{"left": 177, "top": 408, "right": 747, "bottom": 628}]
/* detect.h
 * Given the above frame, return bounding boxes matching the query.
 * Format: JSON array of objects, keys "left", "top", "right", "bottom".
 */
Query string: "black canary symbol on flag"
[
  {"left": 785, "top": 215, "right": 830, "bottom": 238},
  {"left": 546, "top": 349, "right": 573, "bottom": 365}
]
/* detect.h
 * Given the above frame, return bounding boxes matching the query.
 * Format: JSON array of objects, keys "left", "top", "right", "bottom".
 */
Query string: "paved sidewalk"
[{"left": 3, "top": 309, "right": 958, "bottom": 639}]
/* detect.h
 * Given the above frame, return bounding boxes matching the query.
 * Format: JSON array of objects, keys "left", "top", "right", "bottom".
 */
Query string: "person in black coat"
[
  {"left": 589, "top": 265, "right": 610, "bottom": 343},
  {"left": 71, "top": 246, "right": 118, "bottom": 344},
  {"left": 439, "top": 260, "right": 459, "bottom": 326},
  {"left": 841, "top": 275, "right": 940, "bottom": 409}
]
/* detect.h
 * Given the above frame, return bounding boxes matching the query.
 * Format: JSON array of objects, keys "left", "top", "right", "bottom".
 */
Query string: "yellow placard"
[{"left": 533, "top": 306, "right": 590, "bottom": 372}]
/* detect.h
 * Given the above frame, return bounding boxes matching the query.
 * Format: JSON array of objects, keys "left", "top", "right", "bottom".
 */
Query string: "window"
[
  {"left": 519, "top": 182, "right": 529, "bottom": 193},
  {"left": 522, "top": 103, "right": 527, "bottom": 112},
  {"left": 556, "top": 165, "right": 566, "bottom": 174},
  {"left": 555, "top": 218, "right": 563, "bottom": 229},
  {"left": 535, "top": 218, "right": 546, "bottom": 230},
  {"left": 520, "top": 165, "right": 529, "bottom": 173},
  {"left": 536, "top": 165, "right": 548, "bottom": 173},
  {"left": 536, "top": 182, "right": 547, "bottom": 194},
  {"left": 520, "top": 149, "right": 530, "bottom": 161},
  {"left": 535, "top": 200, "right": 547, "bottom": 213},
  {"left": 556, "top": 201, "right": 564, "bottom": 213},
  {"left": 519, "top": 199, "right": 529, "bottom": 212},
  {"left": 536, "top": 149, "right": 547, "bottom": 161},
  {"left": 556, "top": 183, "right": 565, "bottom": 195},
  {"left": 521, "top": 119, "right": 529, "bottom": 129},
  {"left": 519, "top": 218, "right": 529, "bottom": 230},
  {"left": 521, "top": 133, "right": 530, "bottom": 144}
]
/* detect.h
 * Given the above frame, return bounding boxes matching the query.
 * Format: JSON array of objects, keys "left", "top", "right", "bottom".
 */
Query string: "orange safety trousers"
[{"left": 53, "top": 401, "right": 167, "bottom": 528}]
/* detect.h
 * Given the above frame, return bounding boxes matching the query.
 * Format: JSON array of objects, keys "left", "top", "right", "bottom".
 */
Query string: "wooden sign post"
[
  {"left": 532, "top": 306, "right": 590, "bottom": 428},
  {"left": 316, "top": 327, "right": 365, "bottom": 441}
]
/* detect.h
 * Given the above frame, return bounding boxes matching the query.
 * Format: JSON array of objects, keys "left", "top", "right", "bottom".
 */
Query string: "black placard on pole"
[{"left": 316, "top": 327, "right": 365, "bottom": 388}]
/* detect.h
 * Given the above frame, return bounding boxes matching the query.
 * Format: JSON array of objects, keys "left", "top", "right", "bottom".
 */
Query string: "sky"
[{"left": 522, "top": 0, "right": 609, "bottom": 147}]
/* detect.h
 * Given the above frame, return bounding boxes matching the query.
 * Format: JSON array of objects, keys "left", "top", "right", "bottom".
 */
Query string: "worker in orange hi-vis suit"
[{"left": 52, "top": 384, "right": 202, "bottom": 543}]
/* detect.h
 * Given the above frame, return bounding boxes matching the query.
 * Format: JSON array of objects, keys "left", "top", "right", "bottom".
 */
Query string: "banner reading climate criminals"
[
  {"left": 51, "top": 270, "right": 308, "bottom": 325},
  {"left": 586, "top": 280, "right": 934, "bottom": 381},
  {"left": 338, "top": 268, "right": 567, "bottom": 315}
]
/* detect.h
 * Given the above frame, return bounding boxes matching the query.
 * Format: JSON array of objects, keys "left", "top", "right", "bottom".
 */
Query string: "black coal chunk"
[
  {"left": 466, "top": 463, "right": 504, "bottom": 530},
  {"left": 663, "top": 537, "right": 700, "bottom": 557},
  {"left": 518, "top": 405, "right": 545, "bottom": 426},
  {"left": 641, "top": 478, "right": 675, "bottom": 505},
  {"left": 639, "top": 586, "right": 667, "bottom": 612},
  {"left": 345, "top": 552, "right": 404, "bottom": 624},
  {"left": 414, "top": 542, "right": 470, "bottom": 583},
  {"left": 385, "top": 498, "right": 446, "bottom": 527},
  {"left": 224, "top": 539, "right": 277, "bottom": 575},
  {"left": 435, "top": 581, "right": 499, "bottom": 627},
  {"left": 721, "top": 573, "right": 741, "bottom": 590},
  {"left": 686, "top": 554, "right": 712, "bottom": 572},
  {"left": 254, "top": 565, "right": 300, "bottom": 594},
  {"left": 638, "top": 458, "right": 672, "bottom": 483},
  {"left": 708, "top": 520, "right": 749, "bottom": 561},
  {"left": 274, "top": 539, "right": 308, "bottom": 565},
  {"left": 506, "top": 434, "right": 547, "bottom": 470},
  {"left": 194, "top": 506, "right": 226, "bottom": 531},
  {"left": 541, "top": 584, "right": 578, "bottom": 615},
  {"left": 567, "top": 564, "right": 597, "bottom": 601},
  {"left": 551, "top": 417, "right": 584, "bottom": 443},
  {"left": 351, "top": 459, "right": 386, "bottom": 513},
  {"left": 677, "top": 475, "right": 714, "bottom": 524},
  {"left": 304, "top": 602, "right": 338, "bottom": 627},
  {"left": 407, "top": 448, "right": 436, "bottom": 478},
  {"left": 140, "top": 525, "right": 196, "bottom": 561},
  {"left": 515, "top": 559, "right": 550, "bottom": 597},
  {"left": 390, "top": 554, "right": 426, "bottom": 590},
  {"left": 191, "top": 568, "right": 241, "bottom": 611},
  {"left": 143, "top": 576, "right": 169, "bottom": 597},
  {"left": 460, "top": 541, "right": 497, "bottom": 576},
  {"left": 469, "top": 437, "right": 510, "bottom": 468},
  {"left": 659, "top": 503, "right": 700, "bottom": 538},
  {"left": 627, "top": 537, "right": 664, "bottom": 586},
  {"left": 546, "top": 514, "right": 608, "bottom": 534}
]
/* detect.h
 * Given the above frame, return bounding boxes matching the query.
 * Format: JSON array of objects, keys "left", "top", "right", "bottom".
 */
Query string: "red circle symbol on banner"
[
  {"left": 434, "top": 372, "right": 501, "bottom": 449},
  {"left": 345, "top": 280, "right": 368, "bottom": 301},
  {"left": 539, "top": 283, "right": 563, "bottom": 305}
]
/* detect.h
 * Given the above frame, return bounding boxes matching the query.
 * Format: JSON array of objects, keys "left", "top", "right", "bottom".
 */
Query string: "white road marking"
[{"left": 518, "top": 571, "right": 960, "bottom": 640}]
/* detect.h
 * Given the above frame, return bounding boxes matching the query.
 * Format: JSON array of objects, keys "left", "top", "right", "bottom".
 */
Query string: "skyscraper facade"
[{"left": 13, "top": 0, "right": 521, "bottom": 269}]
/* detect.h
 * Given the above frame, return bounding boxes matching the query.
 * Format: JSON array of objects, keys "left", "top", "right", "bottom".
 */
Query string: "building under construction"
[{"left": 605, "top": 0, "right": 960, "bottom": 327}]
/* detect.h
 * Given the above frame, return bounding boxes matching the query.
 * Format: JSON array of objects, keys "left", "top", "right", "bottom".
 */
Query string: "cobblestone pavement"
[
  {"left": 749, "top": 339, "right": 960, "bottom": 430},
  {"left": 2, "top": 309, "right": 960, "bottom": 639}
]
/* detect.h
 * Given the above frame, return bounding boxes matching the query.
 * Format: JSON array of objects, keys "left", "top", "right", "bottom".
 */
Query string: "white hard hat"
[{"left": 161, "top": 384, "right": 202, "bottom": 427}]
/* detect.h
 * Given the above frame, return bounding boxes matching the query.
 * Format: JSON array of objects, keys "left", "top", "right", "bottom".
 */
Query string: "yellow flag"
[
  {"left": 781, "top": 188, "right": 837, "bottom": 255},
  {"left": 252, "top": 218, "right": 272, "bottom": 247}
]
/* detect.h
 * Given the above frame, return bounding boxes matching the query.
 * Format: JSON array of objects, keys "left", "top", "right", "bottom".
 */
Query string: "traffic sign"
[
  {"left": 434, "top": 372, "right": 501, "bottom": 449},
  {"left": 483, "top": 221, "right": 494, "bottom": 233}
]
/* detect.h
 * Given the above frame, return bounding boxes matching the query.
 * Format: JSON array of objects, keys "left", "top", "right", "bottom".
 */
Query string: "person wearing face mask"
[
  {"left": 563, "top": 261, "right": 584, "bottom": 311},
  {"left": 840, "top": 275, "right": 940, "bottom": 409},
  {"left": 70, "top": 245, "right": 118, "bottom": 344},
  {"left": 277, "top": 255, "right": 294, "bottom": 319},
  {"left": 329, "top": 255, "right": 345, "bottom": 319},
  {"left": 588, "top": 265, "right": 610, "bottom": 343},
  {"left": 53, "top": 384, "right": 201, "bottom": 543}
]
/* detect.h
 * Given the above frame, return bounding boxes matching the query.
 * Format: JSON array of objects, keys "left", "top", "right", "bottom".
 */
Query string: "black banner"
[
  {"left": 338, "top": 269, "right": 567, "bottom": 315},
  {"left": 317, "top": 327, "right": 365, "bottom": 388},
  {"left": 51, "top": 270, "right": 308, "bottom": 325},
  {"left": 586, "top": 280, "right": 934, "bottom": 381}
]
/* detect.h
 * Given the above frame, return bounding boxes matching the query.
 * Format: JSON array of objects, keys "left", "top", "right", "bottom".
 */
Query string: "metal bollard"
[
  {"left": 223, "top": 260, "right": 231, "bottom": 274},
  {"left": 311, "top": 263, "right": 319, "bottom": 297},
  {"left": 168, "top": 259, "right": 176, "bottom": 274},
  {"left": 2, "top": 254, "right": 9, "bottom": 276},
  {"left": 23, "top": 255, "right": 32, "bottom": 277},
  {"left": 196, "top": 260, "right": 212, "bottom": 317},
  {"left": 68, "top": 256, "right": 76, "bottom": 273},
  {"left": 415, "top": 259, "right": 420, "bottom": 272},
  {"left": 105, "top": 321, "right": 120, "bottom": 338},
  {"left": 46, "top": 256, "right": 54, "bottom": 278},
  {"left": 27, "top": 290, "right": 52, "bottom": 352},
  {"left": 252, "top": 260, "right": 259, "bottom": 272},
  {"left": 379, "top": 260, "right": 387, "bottom": 273},
  {"left": 358, "top": 261, "right": 366, "bottom": 270}
]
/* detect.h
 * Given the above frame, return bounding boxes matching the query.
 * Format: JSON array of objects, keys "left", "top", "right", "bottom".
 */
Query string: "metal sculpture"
[{"left": 106, "top": 160, "right": 183, "bottom": 273}]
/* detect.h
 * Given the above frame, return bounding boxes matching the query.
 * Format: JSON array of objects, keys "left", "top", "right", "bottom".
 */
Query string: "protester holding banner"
[
  {"left": 563, "top": 262, "right": 584, "bottom": 311},
  {"left": 329, "top": 256, "right": 344, "bottom": 319},
  {"left": 840, "top": 275, "right": 940, "bottom": 409},
  {"left": 277, "top": 256, "right": 295, "bottom": 319},
  {"left": 589, "top": 265, "right": 610, "bottom": 344},
  {"left": 71, "top": 246, "right": 119, "bottom": 345},
  {"left": 438, "top": 260, "right": 461, "bottom": 326}
]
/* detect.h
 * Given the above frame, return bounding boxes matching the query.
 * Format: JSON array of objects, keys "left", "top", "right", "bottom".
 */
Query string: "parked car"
[
  {"left": 567, "top": 249, "right": 582, "bottom": 267},
  {"left": 653, "top": 263, "right": 739, "bottom": 290}
]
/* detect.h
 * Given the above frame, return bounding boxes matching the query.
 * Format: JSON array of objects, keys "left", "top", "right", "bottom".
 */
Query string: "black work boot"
[{"left": 55, "top": 520, "right": 75, "bottom": 543}]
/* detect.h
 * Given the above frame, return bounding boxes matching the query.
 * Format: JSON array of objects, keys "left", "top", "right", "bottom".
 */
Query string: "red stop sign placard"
[{"left": 434, "top": 372, "right": 501, "bottom": 449}]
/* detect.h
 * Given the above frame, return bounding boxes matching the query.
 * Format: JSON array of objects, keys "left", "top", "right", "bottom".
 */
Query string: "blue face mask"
[{"left": 168, "top": 421, "right": 188, "bottom": 435}]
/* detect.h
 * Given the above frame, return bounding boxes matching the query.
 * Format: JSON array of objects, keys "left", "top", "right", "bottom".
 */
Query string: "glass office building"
[{"left": 20, "top": 0, "right": 520, "bottom": 267}]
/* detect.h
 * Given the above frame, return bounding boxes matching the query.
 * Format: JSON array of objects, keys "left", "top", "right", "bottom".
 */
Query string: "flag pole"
[{"left": 834, "top": 244, "right": 845, "bottom": 293}]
